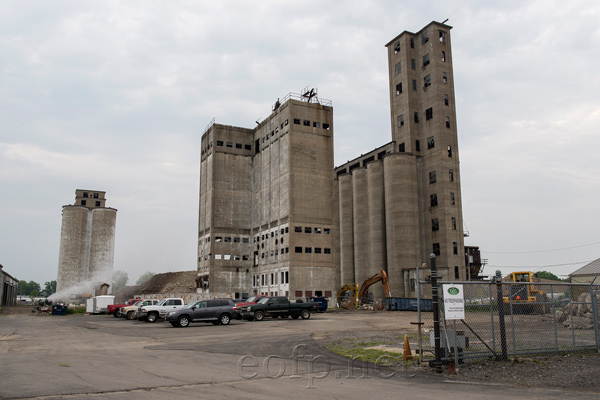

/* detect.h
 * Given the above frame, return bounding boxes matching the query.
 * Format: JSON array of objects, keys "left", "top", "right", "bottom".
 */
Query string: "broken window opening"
[
  {"left": 396, "top": 83, "right": 402, "bottom": 95},
  {"left": 323, "top": 123, "right": 330, "bottom": 130},
  {"left": 444, "top": 94, "right": 449, "bottom": 106},
  {"left": 449, "top": 169, "right": 454, "bottom": 181},
  {"left": 414, "top": 112, "right": 419, "bottom": 123},
  {"left": 455, "top": 266, "right": 459, "bottom": 279},
  {"left": 427, "top": 136, "right": 435, "bottom": 149},
  {"left": 439, "top": 30, "right": 446, "bottom": 43},
  {"left": 446, "top": 117, "right": 450, "bottom": 128},
  {"left": 303, "top": 120, "right": 310, "bottom": 126},
  {"left": 450, "top": 192, "right": 455, "bottom": 205},
  {"left": 443, "top": 72, "right": 447, "bottom": 83},
  {"left": 433, "top": 243, "right": 440, "bottom": 256},
  {"left": 217, "top": 141, "right": 224, "bottom": 146},
  {"left": 411, "top": 58, "right": 416, "bottom": 70},
  {"left": 448, "top": 145, "right": 452, "bottom": 157},
  {"left": 293, "top": 118, "right": 300, "bottom": 124},
  {"left": 441, "top": 50, "right": 446, "bottom": 62},
  {"left": 410, "top": 37, "right": 414, "bottom": 48},
  {"left": 423, "top": 53, "right": 430, "bottom": 67},
  {"left": 416, "top": 140, "right": 421, "bottom": 152},
  {"left": 452, "top": 217, "right": 457, "bottom": 230},
  {"left": 422, "top": 31, "right": 429, "bottom": 45},
  {"left": 394, "top": 41, "right": 400, "bottom": 54},
  {"left": 426, "top": 107, "right": 433, "bottom": 120},
  {"left": 399, "top": 142, "right": 405, "bottom": 152},
  {"left": 313, "top": 121, "right": 320, "bottom": 128},
  {"left": 397, "top": 114, "right": 404, "bottom": 127},
  {"left": 424, "top": 74, "right": 431, "bottom": 87},
  {"left": 295, "top": 226, "right": 302, "bottom": 233},
  {"left": 430, "top": 194, "right": 438, "bottom": 207},
  {"left": 453, "top": 242, "right": 458, "bottom": 255},
  {"left": 429, "top": 171, "right": 437, "bottom": 184},
  {"left": 432, "top": 218, "right": 439, "bottom": 231}
]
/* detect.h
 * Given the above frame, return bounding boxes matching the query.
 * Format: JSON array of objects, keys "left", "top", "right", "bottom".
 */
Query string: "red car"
[
  {"left": 108, "top": 299, "right": 140, "bottom": 317},
  {"left": 234, "top": 295, "right": 268, "bottom": 313}
]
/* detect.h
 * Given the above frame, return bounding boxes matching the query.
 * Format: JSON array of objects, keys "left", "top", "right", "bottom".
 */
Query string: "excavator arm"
[{"left": 357, "top": 270, "right": 391, "bottom": 302}]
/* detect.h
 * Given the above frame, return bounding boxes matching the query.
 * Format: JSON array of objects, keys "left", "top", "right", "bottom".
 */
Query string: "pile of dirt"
[{"left": 136, "top": 271, "right": 197, "bottom": 294}]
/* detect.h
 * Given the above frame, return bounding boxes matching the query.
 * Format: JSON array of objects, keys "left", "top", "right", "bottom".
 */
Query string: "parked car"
[
  {"left": 137, "top": 298, "right": 185, "bottom": 322},
  {"left": 108, "top": 299, "right": 140, "bottom": 317},
  {"left": 120, "top": 299, "right": 160, "bottom": 320},
  {"left": 241, "top": 296, "right": 318, "bottom": 321},
  {"left": 165, "top": 299, "right": 240, "bottom": 327},
  {"left": 234, "top": 295, "right": 267, "bottom": 309}
]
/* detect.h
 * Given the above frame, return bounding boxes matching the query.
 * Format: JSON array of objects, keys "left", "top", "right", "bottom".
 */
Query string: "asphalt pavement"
[{"left": 0, "top": 310, "right": 597, "bottom": 400}]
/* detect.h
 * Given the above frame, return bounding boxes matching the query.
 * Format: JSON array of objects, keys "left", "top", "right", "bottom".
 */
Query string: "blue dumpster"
[
  {"left": 385, "top": 297, "right": 432, "bottom": 312},
  {"left": 307, "top": 297, "right": 328, "bottom": 313},
  {"left": 52, "top": 304, "right": 67, "bottom": 316}
]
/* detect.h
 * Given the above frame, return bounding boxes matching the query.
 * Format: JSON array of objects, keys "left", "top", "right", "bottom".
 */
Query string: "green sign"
[{"left": 447, "top": 287, "right": 460, "bottom": 295}]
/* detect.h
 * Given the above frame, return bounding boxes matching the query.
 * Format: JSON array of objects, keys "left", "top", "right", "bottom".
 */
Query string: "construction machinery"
[
  {"left": 336, "top": 284, "right": 359, "bottom": 309},
  {"left": 502, "top": 271, "right": 548, "bottom": 313},
  {"left": 358, "top": 270, "right": 392, "bottom": 304}
]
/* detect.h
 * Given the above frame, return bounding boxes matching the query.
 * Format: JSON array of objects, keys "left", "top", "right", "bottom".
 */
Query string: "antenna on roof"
[
  {"left": 301, "top": 87, "right": 319, "bottom": 104},
  {"left": 442, "top": 18, "right": 449, "bottom": 24}
]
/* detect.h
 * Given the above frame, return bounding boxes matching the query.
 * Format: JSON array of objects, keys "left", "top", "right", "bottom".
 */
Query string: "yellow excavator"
[
  {"left": 336, "top": 284, "right": 359, "bottom": 309},
  {"left": 337, "top": 270, "right": 392, "bottom": 309},
  {"left": 502, "top": 271, "right": 548, "bottom": 314}
]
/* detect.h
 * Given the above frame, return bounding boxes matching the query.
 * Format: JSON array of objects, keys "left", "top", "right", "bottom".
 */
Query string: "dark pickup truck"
[{"left": 240, "top": 296, "right": 318, "bottom": 321}]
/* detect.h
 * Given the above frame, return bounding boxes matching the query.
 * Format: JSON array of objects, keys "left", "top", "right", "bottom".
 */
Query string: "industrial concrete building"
[
  {"left": 198, "top": 93, "right": 335, "bottom": 299},
  {"left": 198, "top": 21, "right": 465, "bottom": 301},
  {"left": 56, "top": 190, "right": 117, "bottom": 295},
  {"left": 0, "top": 264, "right": 18, "bottom": 307}
]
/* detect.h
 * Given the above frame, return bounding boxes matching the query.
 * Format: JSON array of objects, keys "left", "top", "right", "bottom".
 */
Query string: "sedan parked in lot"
[{"left": 165, "top": 299, "right": 240, "bottom": 327}]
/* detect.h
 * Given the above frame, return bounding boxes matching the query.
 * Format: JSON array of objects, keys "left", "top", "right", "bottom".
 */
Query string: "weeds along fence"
[{"left": 416, "top": 281, "right": 600, "bottom": 364}]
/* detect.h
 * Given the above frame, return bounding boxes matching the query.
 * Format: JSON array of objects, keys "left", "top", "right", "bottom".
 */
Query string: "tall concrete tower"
[{"left": 56, "top": 189, "right": 117, "bottom": 294}]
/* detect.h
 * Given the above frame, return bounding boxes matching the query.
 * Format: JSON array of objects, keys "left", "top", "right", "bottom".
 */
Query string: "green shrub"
[{"left": 66, "top": 306, "right": 86, "bottom": 315}]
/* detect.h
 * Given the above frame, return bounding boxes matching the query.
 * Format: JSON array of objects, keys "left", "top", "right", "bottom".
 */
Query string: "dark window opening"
[
  {"left": 295, "top": 247, "right": 302, "bottom": 253},
  {"left": 439, "top": 30, "right": 446, "bottom": 43},
  {"left": 394, "top": 41, "right": 400, "bottom": 54},
  {"left": 398, "top": 114, "right": 404, "bottom": 127},
  {"left": 235, "top": 143, "right": 242, "bottom": 149},
  {"left": 83, "top": 192, "right": 88, "bottom": 198},
  {"left": 424, "top": 74, "right": 431, "bottom": 87},
  {"left": 363, "top": 155, "right": 375, "bottom": 165},
  {"left": 446, "top": 117, "right": 450, "bottom": 128},
  {"left": 226, "top": 142, "right": 232, "bottom": 147},
  {"left": 453, "top": 242, "right": 458, "bottom": 255},
  {"left": 324, "top": 228, "right": 330, "bottom": 235},
  {"left": 443, "top": 72, "right": 447, "bottom": 83},
  {"left": 414, "top": 111, "right": 419, "bottom": 123},
  {"left": 441, "top": 50, "right": 446, "bottom": 62},
  {"left": 337, "top": 168, "right": 347, "bottom": 176},
  {"left": 411, "top": 58, "right": 416, "bottom": 69},
  {"left": 324, "top": 248, "right": 331, "bottom": 254},
  {"left": 303, "top": 120, "right": 310, "bottom": 126},
  {"left": 295, "top": 226, "right": 302, "bottom": 232},
  {"left": 315, "top": 248, "right": 322, "bottom": 254},
  {"left": 305, "top": 247, "right": 312, "bottom": 253},
  {"left": 395, "top": 62, "right": 401, "bottom": 75},
  {"left": 423, "top": 53, "right": 430, "bottom": 67},
  {"left": 245, "top": 144, "right": 251, "bottom": 150},
  {"left": 313, "top": 121, "right": 320, "bottom": 128},
  {"left": 422, "top": 31, "right": 429, "bottom": 45},
  {"left": 349, "top": 163, "right": 360, "bottom": 172},
  {"left": 399, "top": 142, "right": 405, "bottom": 152},
  {"left": 448, "top": 145, "right": 452, "bottom": 157},
  {"left": 444, "top": 94, "right": 449, "bottom": 106},
  {"left": 95, "top": 201, "right": 100, "bottom": 207},
  {"left": 323, "top": 123, "right": 330, "bottom": 130},
  {"left": 452, "top": 217, "right": 457, "bottom": 230},
  {"left": 426, "top": 107, "right": 433, "bottom": 120},
  {"left": 455, "top": 266, "right": 460, "bottom": 279},
  {"left": 410, "top": 37, "right": 414, "bottom": 48},
  {"left": 429, "top": 171, "right": 437, "bottom": 184},
  {"left": 450, "top": 193, "right": 455, "bottom": 205},
  {"left": 416, "top": 140, "right": 421, "bottom": 152},
  {"left": 93, "top": 193, "right": 99, "bottom": 198},
  {"left": 432, "top": 218, "right": 439, "bottom": 231},
  {"left": 255, "top": 139, "right": 260, "bottom": 153},
  {"left": 217, "top": 141, "right": 224, "bottom": 146},
  {"left": 449, "top": 169, "right": 454, "bottom": 181},
  {"left": 81, "top": 200, "right": 87, "bottom": 205},
  {"left": 377, "top": 150, "right": 387, "bottom": 159},
  {"left": 305, "top": 227, "right": 312, "bottom": 233},
  {"left": 433, "top": 243, "right": 440, "bottom": 256},
  {"left": 396, "top": 83, "right": 402, "bottom": 95},
  {"left": 412, "top": 79, "right": 417, "bottom": 91},
  {"left": 427, "top": 136, "right": 434, "bottom": 149},
  {"left": 293, "top": 118, "right": 300, "bottom": 124},
  {"left": 430, "top": 194, "right": 438, "bottom": 207}
]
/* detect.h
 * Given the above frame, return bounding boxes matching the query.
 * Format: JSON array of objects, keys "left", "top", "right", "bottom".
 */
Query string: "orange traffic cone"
[{"left": 403, "top": 334, "right": 413, "bottom": 361}]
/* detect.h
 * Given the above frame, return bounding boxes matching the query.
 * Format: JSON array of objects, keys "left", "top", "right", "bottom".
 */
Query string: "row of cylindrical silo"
[{"left": 337, "top": 153, "right": 420, "bottom": 299}]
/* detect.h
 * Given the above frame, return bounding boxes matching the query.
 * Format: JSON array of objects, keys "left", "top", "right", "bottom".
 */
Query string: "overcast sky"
[{"left": 2, "top": 0, "right": 599, "bottom": 286}]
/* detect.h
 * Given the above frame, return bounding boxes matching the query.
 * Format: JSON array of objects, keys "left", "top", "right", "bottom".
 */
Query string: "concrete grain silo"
[{"left": 56, "top": 190, "right": 117, "bottom": 296}]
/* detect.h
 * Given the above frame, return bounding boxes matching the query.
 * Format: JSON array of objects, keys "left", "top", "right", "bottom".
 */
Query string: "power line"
[
  {"left": 483, "top": 241, "right": 600, "bottom": 254},
  {"left": 486, "top": 260, "right": 591, "bottom": 270}
]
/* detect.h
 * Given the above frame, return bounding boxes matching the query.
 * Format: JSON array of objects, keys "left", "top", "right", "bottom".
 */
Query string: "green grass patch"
[{"left": 66, "top": 306, "right": 86, "bottom": 315}]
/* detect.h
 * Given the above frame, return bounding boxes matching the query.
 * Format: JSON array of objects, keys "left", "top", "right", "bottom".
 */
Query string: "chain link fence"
[{"left": 414, "top": 280, "right": 600, "bottom": 364}]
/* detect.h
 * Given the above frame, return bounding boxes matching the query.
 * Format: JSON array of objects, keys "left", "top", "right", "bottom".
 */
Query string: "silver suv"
[{"left": 165, "top": 299, "right": 240, "bottom": 327}]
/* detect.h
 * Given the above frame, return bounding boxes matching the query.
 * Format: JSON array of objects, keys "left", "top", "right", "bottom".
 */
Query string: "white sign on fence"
[{"left": 443, "top": 284, "right": 465, "bottom": 320}]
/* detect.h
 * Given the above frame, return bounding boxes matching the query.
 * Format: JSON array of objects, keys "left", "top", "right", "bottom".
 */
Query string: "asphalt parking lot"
[{"left": 1, "top": 309, "right": 597, "bottom": 400}]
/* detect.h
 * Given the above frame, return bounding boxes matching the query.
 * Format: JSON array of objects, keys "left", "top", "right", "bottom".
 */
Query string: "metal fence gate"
[{"left": 416, "top": 280, "right": 600, "bottom": 363}]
